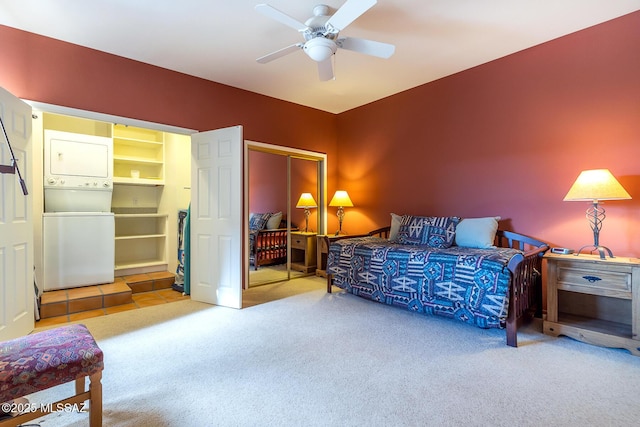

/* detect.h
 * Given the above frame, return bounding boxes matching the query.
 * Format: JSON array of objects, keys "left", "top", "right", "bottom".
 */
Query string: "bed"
[
  {"left": 325, "top": 215, "right": 548, "bottom": 347},
  {"left": 249, "top": 211, "right": 297, "bottom": 270}
]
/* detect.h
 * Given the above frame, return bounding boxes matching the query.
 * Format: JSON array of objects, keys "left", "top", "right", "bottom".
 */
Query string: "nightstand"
[
  {"left": 290, "top": 232, "right": 317, "bottom": 273},
  {"left": 543, "top": 253, "right": 640, "bottom": 356}
]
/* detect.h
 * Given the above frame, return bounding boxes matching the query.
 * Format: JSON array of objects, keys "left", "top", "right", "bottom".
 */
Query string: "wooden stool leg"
[
  {"left": 75, "top": 376, "right": 85, "bottom": 395},
  {"left": 89, "top": 371, "right": 103, "bottom": 427}
]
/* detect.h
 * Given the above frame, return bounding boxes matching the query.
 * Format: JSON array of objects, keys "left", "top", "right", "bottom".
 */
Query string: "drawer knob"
[{"left": 582, "top": 275, "right": 602, "bottom": 283}]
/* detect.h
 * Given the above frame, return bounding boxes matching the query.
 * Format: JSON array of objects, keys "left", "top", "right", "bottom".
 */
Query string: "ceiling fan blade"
[
  {"left": 255, "top": 4, "right": 308, "bottom": 32},
  {"left": 337, "top": 37, "right": 395, "bottom": 58},
  {"left": 317, "top": 58, "right": 334, "bottom": 81},
  {"left": 257, "top": 44, "right": 303, "bottom": 64},
  {"left": 326, "top": 0, "right": 377, "bottom": 31}
]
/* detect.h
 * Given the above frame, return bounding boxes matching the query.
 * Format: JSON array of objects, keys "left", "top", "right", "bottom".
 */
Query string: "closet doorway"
[{"left": 245, "top": 141, "right": 326, "bottom": 288}]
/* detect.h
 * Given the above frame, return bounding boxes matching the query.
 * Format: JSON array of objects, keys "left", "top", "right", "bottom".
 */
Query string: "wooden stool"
[{"left": 0, "top": 324, "right": 104, "bottom": 426}]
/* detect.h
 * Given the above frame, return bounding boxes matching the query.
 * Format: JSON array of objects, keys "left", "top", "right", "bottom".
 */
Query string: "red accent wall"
[
  {"left": 248, "top": 151, "right": 287, "bottom": 216},
  {"left": 2, "top": 11, "right": 640, "bottom": 256},
  {"left": 0, "top": 24, "right": 338, "bottom": 182},
  {"left": 0, "top": 23, "right": 340, "bottom": 230},
  {"left": 248, "top": 151, "right": 321, "bottom": 231},
  {"left": 336, "top": 11, "right": 640, "bottom": 257}
]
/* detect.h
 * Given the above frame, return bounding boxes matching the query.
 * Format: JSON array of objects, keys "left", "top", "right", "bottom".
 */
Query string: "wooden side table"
[
  {"left": 290, "top": 232, "right": 317, "bottom": 274},
  {"left": 543, "top": 253, "right": 640, "bottom": 356}
]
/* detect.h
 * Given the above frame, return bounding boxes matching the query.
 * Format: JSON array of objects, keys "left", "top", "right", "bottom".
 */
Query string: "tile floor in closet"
[{"left": 36, "top": 272, "right": 189, "bottom": 328}]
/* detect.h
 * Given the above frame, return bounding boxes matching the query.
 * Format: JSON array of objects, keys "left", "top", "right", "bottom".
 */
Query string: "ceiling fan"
[{"left": 255, "top": 0, "right": 395, "bottom": 81}]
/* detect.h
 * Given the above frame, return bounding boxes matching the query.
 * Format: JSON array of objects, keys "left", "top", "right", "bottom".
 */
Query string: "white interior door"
[
  {"left": 0, "top": 87, "right": 34, "bottom": 341},
  {"left": 190, "top": 126, "right": 243, "bottom": 308}
]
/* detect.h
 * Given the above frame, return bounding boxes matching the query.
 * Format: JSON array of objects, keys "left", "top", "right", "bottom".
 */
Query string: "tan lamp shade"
[
  {"left": 563, "top": 169, "right": 631, "bottom": 202},
  {"left": 329, "top": 190, "right": 354, "bottom": 207},
  {"left": 296, "top": 193, "right": 317, "bottom": 208}
]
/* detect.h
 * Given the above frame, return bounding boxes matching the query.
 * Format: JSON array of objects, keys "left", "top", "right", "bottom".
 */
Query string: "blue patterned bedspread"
[{"left": 327, "top": 236, "right": 523, "bottom": 329}]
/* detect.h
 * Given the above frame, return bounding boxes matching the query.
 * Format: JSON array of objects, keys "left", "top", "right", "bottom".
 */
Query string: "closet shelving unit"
[
  {"left": 112, "top": 124, "right": 168, "bottom": 275},
  {"left": 114, "top": 213, "right": 168, "bottom": 272},
  {"left": 113, "top": 124, "right": 165, "bottom": 185}
]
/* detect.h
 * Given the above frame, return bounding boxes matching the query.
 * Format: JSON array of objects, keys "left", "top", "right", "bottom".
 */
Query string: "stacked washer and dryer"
[{"left": 42, "top": 130, "right": 115, "bottom": 291}]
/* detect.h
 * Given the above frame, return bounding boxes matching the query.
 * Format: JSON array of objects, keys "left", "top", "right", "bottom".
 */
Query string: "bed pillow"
[
  {"left": 389, "top": 213, "right": 402, "bottom": 241},
  {"left": 266, "top": 211, "right": 283, "bottom": 229},
  {"left": 249, "top": 212, "right": 271, "bottom": 231},
  {"left": 393, "top": 215, "right": 459, "bottom": 248},
  {"left": 455, "top": 216, "right": 501, "bottom": 248}
]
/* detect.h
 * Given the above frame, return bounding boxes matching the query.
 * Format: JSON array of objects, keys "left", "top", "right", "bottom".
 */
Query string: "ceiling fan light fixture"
[
  {"left": 303, "top": 37, "right": 337, "bottom": 62},
  {"left": 255, "top": 2, "right": 395, "bottom": 81}
]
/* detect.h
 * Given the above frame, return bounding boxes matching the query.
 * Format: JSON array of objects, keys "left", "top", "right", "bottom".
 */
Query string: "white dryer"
[{"left": 43, "top": 129, "right": 113, "bottom": 212}]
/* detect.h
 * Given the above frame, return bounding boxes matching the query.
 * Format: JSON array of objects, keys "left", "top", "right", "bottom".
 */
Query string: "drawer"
[
  {"left": 555, "top": 262, "right": 632, "bottom": 298},
  {"left": 291, "top": 236, "right": 307, "bottom": 249}
]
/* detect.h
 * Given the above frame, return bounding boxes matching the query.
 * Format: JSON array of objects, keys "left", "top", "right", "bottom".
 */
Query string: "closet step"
[
  {"left": 123, "top": 271, "right": 175, "bottom": 293},
  {"left": 39, "top": 271, "right": 177, "bottom": 319}
]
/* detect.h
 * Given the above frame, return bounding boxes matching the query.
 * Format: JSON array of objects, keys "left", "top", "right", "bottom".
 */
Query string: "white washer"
[{"left": 43, "top": 212, "right": 115, "bottom": 291}]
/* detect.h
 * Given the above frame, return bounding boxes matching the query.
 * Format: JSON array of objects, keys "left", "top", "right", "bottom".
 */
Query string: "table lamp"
[
  {"left": 329, "top": 190, "right": 353, "bottom": 235},
  {"left": 563, "top": 169, "right": 631, "bottom": 259},
  {"left": 296, "top": 192, "right": 317, "bottom": 233}
]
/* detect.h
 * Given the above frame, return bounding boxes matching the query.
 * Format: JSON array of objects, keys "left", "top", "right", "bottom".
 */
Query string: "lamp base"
[
  {"left": 335, "top": 209, "right": 344, "bottom": 236},
  {"left": 575, "top": 244, "right": 614, "bottom": 260}
]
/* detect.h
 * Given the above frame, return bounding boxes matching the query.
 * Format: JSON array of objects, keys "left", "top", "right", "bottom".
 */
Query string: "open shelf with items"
[
  {"left": 113, "top": 124, "right": 165, "bottom": 185},
  {"left": 543, "top": 253, "right": 640, "bottom": 356},
  {"left": 114, "top": 213, "right": 168, "bottom": 275}
]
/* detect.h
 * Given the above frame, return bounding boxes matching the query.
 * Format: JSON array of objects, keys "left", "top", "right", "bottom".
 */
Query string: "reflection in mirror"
[
  {"left": 248, "top": 150, "right": 289, "bottom": 286},
  {"left": 291, "top": 156, "right": 320, "bottom": 235},
  {"left": 289, "top": 157, "right": 320, "bottom": 276},
  {"left": 247, "top": 149, "right": 321, "bottom": 287}
]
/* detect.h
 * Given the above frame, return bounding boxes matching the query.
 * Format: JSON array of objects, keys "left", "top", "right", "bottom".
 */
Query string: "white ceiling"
[{"left": 2, "top": 1, "right": 639, "bottom": 114}]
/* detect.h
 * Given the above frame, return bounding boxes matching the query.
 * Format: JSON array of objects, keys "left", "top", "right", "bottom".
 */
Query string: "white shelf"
[
  {"left": 113, "top": 140, "right": 163, "bottom": 147},
  {"left": 113, "top": 177, "right": 163, "bottom": 186},
  {"left": 113, "top": 124, "right": 165, "bottom": 185},
  {"left": 113, "top": 155, "right": 163, "bottom": 165},
  {"left": 115, "top": 234, "right": 165, "bottom": 240},
  {"left": 113, "top": 198, "right": 168, "bottom": 274},
  {"left": 115, "top": 259, "right": 168, "bottom": 271},
  {"left": 115, "top": 213, "right": 167, "bottom": 218}
]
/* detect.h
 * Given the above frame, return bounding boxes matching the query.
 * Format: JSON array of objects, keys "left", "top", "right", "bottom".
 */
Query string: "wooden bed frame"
[
  {"left": 251, "top": 228, "right": 289, "bottom": 269},
  {"left": 325, "top": 227, "right": 549, "bottom": 347},
  {"left": 250, "top": 220, "right": 298, "bottom": 270}
]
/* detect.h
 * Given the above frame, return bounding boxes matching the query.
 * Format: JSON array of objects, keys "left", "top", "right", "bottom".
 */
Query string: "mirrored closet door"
[{"left": 247, "top": 143, "right": 325, "bottom": 287}]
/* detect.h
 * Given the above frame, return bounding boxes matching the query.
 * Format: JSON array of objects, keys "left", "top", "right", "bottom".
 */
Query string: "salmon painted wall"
[
  {"left": 0, "top": 24, "right": 338, "bottom": 186},
  {"left": 337, "top": 11, "right": 640, "bottom": 257},
  {"left": 291, "top": 158, "right": 321, "bottom": 232},
  {"left": 248, "top": 151, "right": 321, "bottom": 231},
  {"left": 248, "top": 151, "right": 287, "bottom": 217},
  {"left": 3, "top": 12, "right": 640, "bottom": 250}
]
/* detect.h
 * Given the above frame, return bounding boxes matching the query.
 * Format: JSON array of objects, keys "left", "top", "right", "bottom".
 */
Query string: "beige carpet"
[
  {"left": 244, "top": 273, "right": 324, "bottom": 308},
  {"left": 23, "top": 275, "right": 640, "bottom": 426},
  {"left": 248, "top": 263, "right": 307, "bottom": 288}
]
